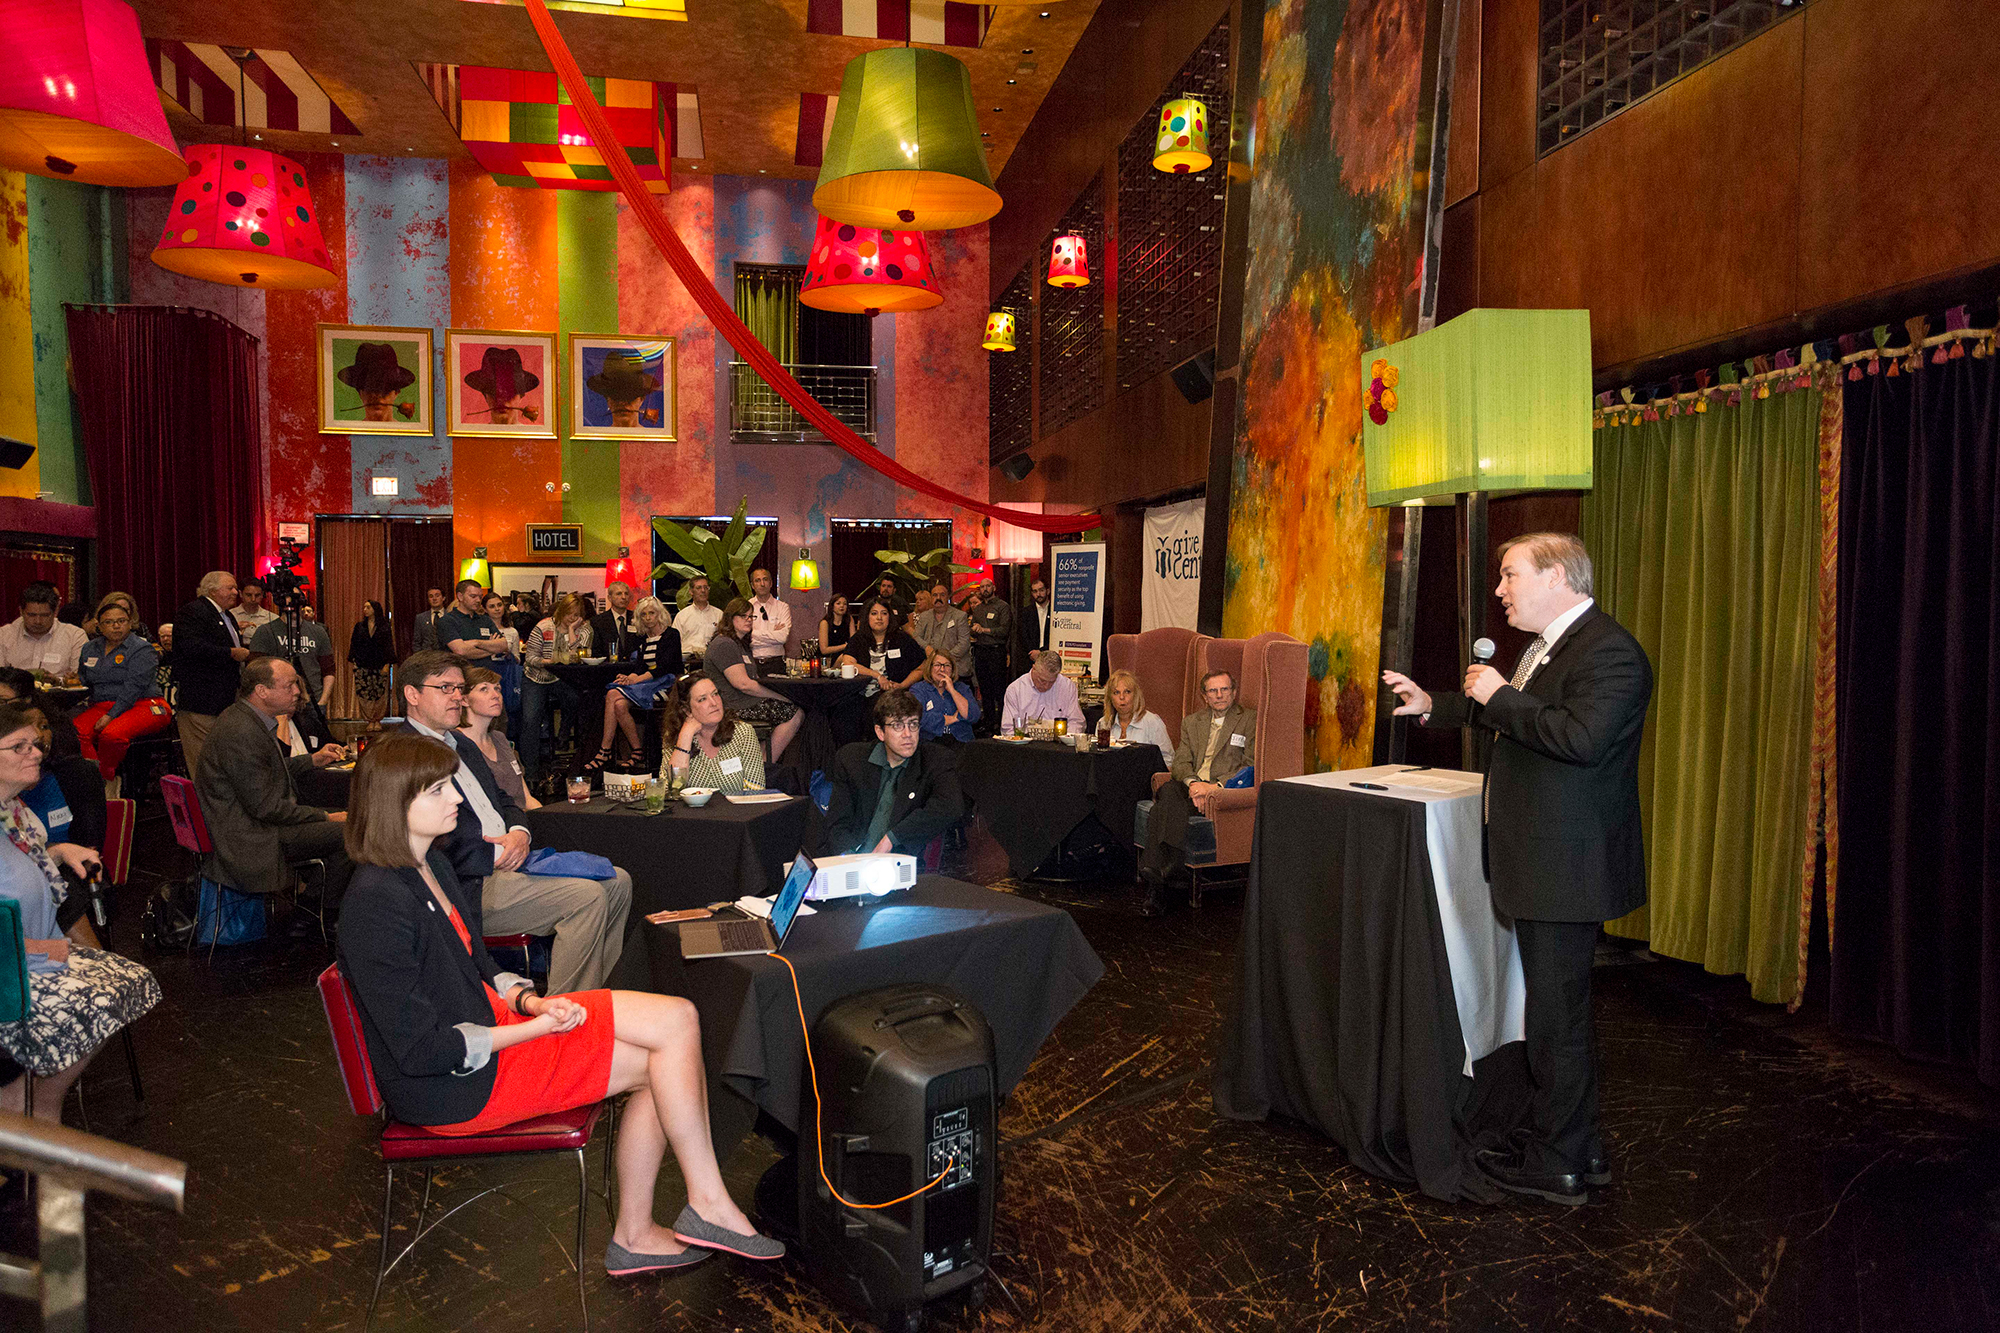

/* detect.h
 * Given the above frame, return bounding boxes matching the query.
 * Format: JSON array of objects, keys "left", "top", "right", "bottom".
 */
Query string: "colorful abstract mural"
[{"left": 1222, "top": 0, "right": 1441, "bottom": 772}]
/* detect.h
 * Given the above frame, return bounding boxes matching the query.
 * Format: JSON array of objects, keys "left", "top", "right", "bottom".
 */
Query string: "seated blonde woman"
[
  {"left": 1104, "top": 669, "right": 1173, "bottom": 763},
  {"left": 661, "top": 676, "right": 764, "bottom": 793},
  {"left": 587, "top": 596, "right": 684, "bottom": 772}
]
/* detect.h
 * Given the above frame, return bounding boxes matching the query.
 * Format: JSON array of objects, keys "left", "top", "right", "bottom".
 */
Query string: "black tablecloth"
[
  {"left": 957, "top": 739, "right": 1165, "bottom": 877},
  {"left": 296, "top": 763, "right": 353, "bottom": 811},
  {"left": 762, "top": 675, "right": 871, "bottom": 776},
  {"left": 547, "top": 661, "right": 622, "bottom": 777},
  {"left": 1212, "top": 780, "right": 1526, "bottom": 1203},
  {"left": 642, "top": 876, "right": 1103, "bottom": 1132},
  {"left": 524, "top": 795, "right": 809, "bottom": 916}
]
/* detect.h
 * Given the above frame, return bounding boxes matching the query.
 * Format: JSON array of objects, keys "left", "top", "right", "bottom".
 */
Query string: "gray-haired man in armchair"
[{"left": 1139, "top": 669, "right": 1254, "bottom": 916}]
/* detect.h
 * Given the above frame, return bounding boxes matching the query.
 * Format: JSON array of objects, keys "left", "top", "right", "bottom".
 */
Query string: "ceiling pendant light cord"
[{"left": 517, "top": 0, "right": 1098, "bottom": 533}]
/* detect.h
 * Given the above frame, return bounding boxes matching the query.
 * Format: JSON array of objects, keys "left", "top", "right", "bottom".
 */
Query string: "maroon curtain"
[
  {"left": 387, "top": 518, "right": 455, "bottom": 659},
  {"left": 1834, "top": 352, "right": 2000, "bottom": 1086},
  {"left": 64, "top": 305, "right": 263, "bottom": 628}
]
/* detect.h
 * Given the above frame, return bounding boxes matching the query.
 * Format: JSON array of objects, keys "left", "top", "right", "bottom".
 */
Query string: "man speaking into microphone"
[{"left": 1381, "top": 532, "right": 1652, "bottom": 1205}]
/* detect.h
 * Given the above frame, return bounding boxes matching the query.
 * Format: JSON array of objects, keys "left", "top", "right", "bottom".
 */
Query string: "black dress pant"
[
  {"left": 972, "top": 645, "right": 1010, "bottom": 735},
  {"left": 278, "top": 819, "right": 356, "bottom": 912},
  {"left": 1512, "top": 917, "right": 1603, "bottom": 1176},
  {"left": 1140, "top": 779, "right": 1198, "bottom": 881}
]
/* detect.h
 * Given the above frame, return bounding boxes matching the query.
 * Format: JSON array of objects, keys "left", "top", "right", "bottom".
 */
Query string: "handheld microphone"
[{"left": 1473, "top": 637, "right": 1495, "bottom": 664}]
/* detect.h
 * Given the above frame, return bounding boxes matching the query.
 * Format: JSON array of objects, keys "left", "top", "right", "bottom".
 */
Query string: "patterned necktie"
[{"left": 1509, "top": 635, "right": 1548, "bottom": 690}]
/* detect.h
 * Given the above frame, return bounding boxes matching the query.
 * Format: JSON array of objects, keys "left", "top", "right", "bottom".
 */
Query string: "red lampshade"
[
  {"left": 0, "top": 0, "right": 187, "bottom": 186},
  {"left": 1047, "top": 234, "right": 1088, "bottom": 288},
  {"left": 800, "top": 215, "right": 943, "bottom": 316},
  {"left": 150, "top": 145, "right": 337, "bottom": 289},
  {"left": 605, "top": 550, "right": 639, "bottom": 587}
]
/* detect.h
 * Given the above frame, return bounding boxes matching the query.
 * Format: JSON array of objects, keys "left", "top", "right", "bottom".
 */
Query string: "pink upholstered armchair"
[
  {"left": 1150, "top": 631, "right": 1310, "bottom": 878},
  {"left": 1105, "top": 626, "right": 1200, "bottom": 747}
]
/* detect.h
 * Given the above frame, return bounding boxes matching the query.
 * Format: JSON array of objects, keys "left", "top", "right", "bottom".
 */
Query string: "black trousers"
[
  {"left": 278, "top": 819, "right": 355, "bottom": 912},
  {"left": 1512, "top": 917, "right": 1603, "bottom": 1176},
  {"left": 1140, "top": 779, "right": 1198, "bottom": 881},
  {"left": 972, "top": 645, "right": 1010, "bottom": 735}
]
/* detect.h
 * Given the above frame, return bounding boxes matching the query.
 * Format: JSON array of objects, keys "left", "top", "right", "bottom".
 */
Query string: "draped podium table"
[
  {"left": 760, "top": 674, "right": 872, "bottom": 776},
  {"left": 957, "top": 738, "right": 1166, "bottom": 879},
  {"left": 1213, "top": 766, "right": 1530, "bottom": 1202}
]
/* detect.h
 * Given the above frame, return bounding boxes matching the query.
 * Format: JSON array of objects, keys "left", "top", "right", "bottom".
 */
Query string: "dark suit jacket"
[
  {"left": 1426, "top": 606, "right": 1654, "bottom": 923},
  {"left": 336, "top": 854, "right": 507, "bottom": 1126},
  {"left": 821, "top": 739, "right": 964, "bottom": 856},
  {"left": 194, "top": 700, "right": 328, "bottom": 895},
  {"left": 170, "top": 597, "right": 243, "bottom": 716},
  {"left": 384, "top": 722, "right": 528, "bottom": 884},
  {"left": 589, "top": 609, "right": 638, "bottom": 663},
  {"left": 412, "top": 607, "right": 445, "bottom": 654}
]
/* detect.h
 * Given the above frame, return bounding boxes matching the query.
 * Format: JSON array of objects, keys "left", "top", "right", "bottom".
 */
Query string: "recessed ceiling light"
[
  {"left": 253, "top": 133, "right": 262, "bottom": 140},
  {"left": 1007, "top": 78, "right": 1016, "bottom": 84},
  {"left": 1021, "top": 48, "right": 1033, "bottom": 54},
  {"left": 1039, "top": 9, "right": 1049, "bottom": 15},
  {"left": 993, "top": 107, "right": 1001, "bottom": 112}
]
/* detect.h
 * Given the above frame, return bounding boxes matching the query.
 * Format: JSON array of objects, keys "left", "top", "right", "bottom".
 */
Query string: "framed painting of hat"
[
  {"left": 567, "top": 333, "right": 677, "bottom": 441},
  {"left": 446, "top": 329, "right": 558, "bottom": 438},
  {"left": 318, "top": 324, "right": 433, "bottom": 436}
]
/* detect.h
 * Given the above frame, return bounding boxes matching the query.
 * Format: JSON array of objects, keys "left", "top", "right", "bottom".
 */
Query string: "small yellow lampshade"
[
  {"left": 1360, "top": 309, "right": 1594, "bottom": 505},
  {"left": 459, "top": 548, "right": 492, "bottom": 587},
  {"left": 1153, "top": 98, "right": 1212, "bottom": 173},
  {"left": 789, "top": 548, "right": 821, "bottom": 591},
  {"left": 983, "top": 311, "right": 1018, "bottom": 351},
  {"left": 813, "top": 47, "right": 1000, "bottom": 231},
  {"left": 1047, "top": 234, "right": 1088, "bottom": 288}
]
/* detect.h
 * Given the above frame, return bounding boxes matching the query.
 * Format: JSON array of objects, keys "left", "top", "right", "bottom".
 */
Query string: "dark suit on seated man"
[
  {"left": 393, "top": 650, "right": 631, "bottom": 994},
  {"left": 193, "top": 655, "right": 353, "bottom": 907},
  {"left": 821, "top": 690, "right": 964, "bottom": 856},
  {"left": 1139, "top": 670, "right": 1255, "bottom": 915},
  {"left": 1384, "top": 531, "right": 1653, "bottom": 1207}
]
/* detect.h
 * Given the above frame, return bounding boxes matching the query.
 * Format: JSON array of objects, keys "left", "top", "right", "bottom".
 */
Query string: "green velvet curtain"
[
  {"left": 734, "top": 266, "right": 799, "bottom": 366},
  {"left": 1580, "top": 387, "right": 1821, "bottom": 1003}
]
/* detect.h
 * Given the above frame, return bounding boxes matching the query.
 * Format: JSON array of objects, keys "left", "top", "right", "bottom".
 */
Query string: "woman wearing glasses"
[{"left": 0, "top": 703, "right": 160, "bottom": 1123}]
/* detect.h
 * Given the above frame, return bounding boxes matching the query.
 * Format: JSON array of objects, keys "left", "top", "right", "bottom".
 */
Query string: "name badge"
[
  {"left": 511, "top": 759, "right": 524, "bottom": 776},
  {"left": 83, "top": 657, "right": 97, "bottom": 668},
  {"left": 887, "top": 649, "right": 901, "bottom": 659},
  {"left": 1230, "top": 733, "right": 1247, "bottom": 747},
  {"left": 479, "top": 627, "right": 493, "bottom": 638},
  {"left": 720, "top": 756, "right": 744, "bottom": 775},
  {"left": 49, "top": 805, "right": 71, "bottom": 826},
  {"left": 924, "top": 699, "right": 934, "bottom": 710}
]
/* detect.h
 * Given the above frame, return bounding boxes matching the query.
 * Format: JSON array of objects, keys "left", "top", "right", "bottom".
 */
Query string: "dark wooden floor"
[{"left": 7, "top": 815, "right": 1999, "bottom": 1332}]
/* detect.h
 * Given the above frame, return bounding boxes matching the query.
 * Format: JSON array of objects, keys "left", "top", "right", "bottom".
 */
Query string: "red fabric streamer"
[{"left": 520, "top": 0, "right": 1100, "bottom": 534}]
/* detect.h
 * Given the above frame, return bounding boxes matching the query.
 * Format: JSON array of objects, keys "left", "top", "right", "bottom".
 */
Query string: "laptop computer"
[{"left": 679, "top": 852, "right": 814, "bottom": 959}]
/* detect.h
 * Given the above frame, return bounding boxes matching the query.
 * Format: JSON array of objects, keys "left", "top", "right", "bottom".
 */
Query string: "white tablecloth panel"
[{"left": 1280, "top": 765, "right": 1526, "bottom": 1074}]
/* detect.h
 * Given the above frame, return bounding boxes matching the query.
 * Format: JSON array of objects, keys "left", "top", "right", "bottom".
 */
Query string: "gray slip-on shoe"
[
  {"left": 604, "top": 1238, "right": 711, "bottom": 1276},
  {"left": 672, "top": 1204, "right": 787, "bottom": 1260}
]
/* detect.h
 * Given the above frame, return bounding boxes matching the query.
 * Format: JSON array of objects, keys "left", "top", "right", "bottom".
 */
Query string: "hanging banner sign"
[
  {"left": 1048, "top": 542, "right": 1107, "bottom": 679},
  {"left": 1141, "top": 497, "right": 1204, "bottom": 631}
]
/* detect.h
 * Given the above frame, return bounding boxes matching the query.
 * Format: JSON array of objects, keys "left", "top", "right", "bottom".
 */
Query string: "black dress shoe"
[
  {"left": 1476, "top": 1148, "right": 1587, "bottom": 1206},
  {"left": 1138, "top": 874, "right": 1167, "bottom": 917},
  {"left": 1583, "top": 1157, "right": 1611, "bottom": 1187}
]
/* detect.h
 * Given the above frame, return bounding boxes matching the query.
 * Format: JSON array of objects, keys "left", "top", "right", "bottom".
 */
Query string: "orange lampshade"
[
  {"left": 1047, "top": 234, "right": 1088, "bottom": 288},
  {"left": 0, "top": 0, "right": 187, "bottom": 186},
  {"left": 150, "top": 145, "right": 337, "bottom": 289},
  {"left": 801, "top": 215, "right": 942, "bottom": 315}
]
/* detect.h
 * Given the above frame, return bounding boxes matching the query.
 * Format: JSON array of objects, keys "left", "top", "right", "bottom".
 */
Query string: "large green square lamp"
[{"left": 1360, "top": 308, "right": 1593, "bottom": 765}]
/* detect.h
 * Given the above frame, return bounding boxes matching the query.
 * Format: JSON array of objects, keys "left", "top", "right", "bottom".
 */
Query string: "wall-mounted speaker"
[
  {"left": 998, "top": 454, "right": 1035, "bottom": 482},
  {"left": 1170, "top": 349, "right": 1216, "bottom": 404}
]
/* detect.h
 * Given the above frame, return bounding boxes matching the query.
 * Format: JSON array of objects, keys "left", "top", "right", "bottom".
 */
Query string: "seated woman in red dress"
[{"left": 335, "top": 732, "right": 783, "bottom": 1276}]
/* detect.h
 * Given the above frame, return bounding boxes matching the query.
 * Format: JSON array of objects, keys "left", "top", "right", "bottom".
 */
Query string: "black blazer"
[
  {"left": 384, "top": 722, "right": 528, "bottom": 883},
  {"left": 170, "top": 597, "right": 243, "bottom": 716},
  {"left": 336, "top": 854, "right": 508, "bottom": 1126},
  {"left": 821, "top": 739, "right": 964, "bottom": 856},
  {"left": 589, "top": 610, "right": 636, "bottom": 663},
  {"left": 1426, "top": 606, "right": 1654, "bottom": 923}
]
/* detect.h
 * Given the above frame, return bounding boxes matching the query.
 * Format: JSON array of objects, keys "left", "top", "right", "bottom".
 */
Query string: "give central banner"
[{"left": 1142, "top": 497, "right": 1205, "bottom": 631}]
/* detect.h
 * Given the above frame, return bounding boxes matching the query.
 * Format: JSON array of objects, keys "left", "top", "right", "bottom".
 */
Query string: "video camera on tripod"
[{"left": 265, "top": 537, "right": 312, "bottom": 617}]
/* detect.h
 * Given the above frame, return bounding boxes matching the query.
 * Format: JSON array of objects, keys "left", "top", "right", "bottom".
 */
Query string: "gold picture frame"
[
  {"left": 317, "top": 324, "right": 433, "bottom": 436},
  {"left": 446, "top": 328, "right": 559, "bottom": 438},
  {"left": 566, "top": 332, "right": 678, "bottom": 441}
]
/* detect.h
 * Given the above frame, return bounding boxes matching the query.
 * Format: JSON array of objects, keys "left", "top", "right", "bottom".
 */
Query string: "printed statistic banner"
[
  {"left": 1049, "top": 542, "right": 1107, "bottom": 678},
  {"left": 1142, "top": 498, "right": 1204, "bottom": 631}
]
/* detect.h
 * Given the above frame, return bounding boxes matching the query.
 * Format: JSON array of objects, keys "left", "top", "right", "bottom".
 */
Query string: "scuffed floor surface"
[{"left": 7, "top": 823, "right": 1997, "bottom": 1332}]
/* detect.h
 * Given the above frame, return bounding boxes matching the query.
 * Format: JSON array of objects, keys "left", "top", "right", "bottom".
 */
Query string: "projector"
[{"left": 806, "top": 853, "right": 918, "bottom": 902}]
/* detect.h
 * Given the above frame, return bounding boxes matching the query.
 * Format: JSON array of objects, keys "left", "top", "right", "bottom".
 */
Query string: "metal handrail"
[{"left": 729, "top": 361, "right": 877, "bottom": 441}]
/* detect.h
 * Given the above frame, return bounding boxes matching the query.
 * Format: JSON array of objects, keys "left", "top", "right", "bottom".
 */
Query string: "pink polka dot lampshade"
[
  {"left": 1153, "top": 97, "right": 1212, "bottom": 174},
  {"left": 150, "top": 144, "right": 336, "bottom": 289},
  {"left": 801, "top": 215, "right": 943, "bottom": 315},
  {"left": 1047, "top": 234, "right": 1089, "bottom": 289}
]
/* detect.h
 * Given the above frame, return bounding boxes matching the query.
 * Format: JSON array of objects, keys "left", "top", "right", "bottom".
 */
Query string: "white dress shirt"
[
  {"left": 749, "top": 594, "right": 791, "bottom": 659},
  {"left": 1000, "top": 671, "right": 1085, "bottom": 729},
  {"left": 673, "top": 603, "right": 724, "bottom": 658},
  {"left": 0, "top": 618, "right": 88, "bottom": 675},
  {"left": 1512, "top": 597, "right": 1595, "bottom": 685}
]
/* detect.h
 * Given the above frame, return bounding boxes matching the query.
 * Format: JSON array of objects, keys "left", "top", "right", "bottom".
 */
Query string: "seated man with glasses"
[
  {"left": 391, "top": 651, "right": 632, "bottom": 995},
  {"left": 821, "top": 690, "right": 964, "bottom": 857},
  {"left": 192, "top": 655, "right": 355, "bottom": 917}
]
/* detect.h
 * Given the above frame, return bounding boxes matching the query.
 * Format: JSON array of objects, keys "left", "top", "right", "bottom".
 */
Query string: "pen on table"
[
  {"left": 1352, "top": 781, "right": 1388, "bottom": 790},
  {"left": 1400, "top": 766, "right": 1431, "bottom": 772}
]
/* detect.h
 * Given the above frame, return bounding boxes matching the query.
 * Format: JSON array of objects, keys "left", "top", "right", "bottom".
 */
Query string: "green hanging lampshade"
[{"left": 813, "top": 47, "right": 1001, "bottom": 231}]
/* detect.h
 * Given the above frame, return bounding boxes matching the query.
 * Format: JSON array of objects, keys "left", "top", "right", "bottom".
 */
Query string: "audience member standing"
[
  {"left": 349, "top": 601, "right": 396, "bottom": 723},
  {"left": 412, "top": 586, "right": 449, "bottom": 653},
  {"left": 232, "top": 580, "right": 279, "bottom": 636},
  {"left": 672, "top": 576, "right": 724, "bottom": 660},
  {"left": 74, "top": 602, "right": 172, "bottom": 784},
  {"left": 746, "top": 569, "right": 791, "bottom": 673},
  {"left": 439, "top": 580, "right": 507, "bottom": 661},
  {"left": 968, "top": 579, "right": 1014, "bottom": 736},
  {"left": 520, "top": 595, "right": 593, "bottom": 791},
  {"left": 911, "top": 579, "right": 973, "bottom": 683},
  {"left": 171, "top": 571, "right": 252, "bottom": 774},
  {"left": 249, "top": 605, "right": 335, "bottom": 715},
  {"left": 0, "top": 584, "right": 86, "bottom": 678},
  {"left": 1021, "top": 573, "right": 1054, "bottom": 660}
]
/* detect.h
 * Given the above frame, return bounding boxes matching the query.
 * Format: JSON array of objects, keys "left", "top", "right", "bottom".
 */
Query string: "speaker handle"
[{"left": 872, "top": 992, "right": 961, "bottom": 1028}]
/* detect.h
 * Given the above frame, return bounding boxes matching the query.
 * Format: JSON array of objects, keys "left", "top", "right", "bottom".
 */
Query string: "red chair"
[
  {"left": 161, "top": 775, "right": 326, "bottom": 951},
  {"left": 317, "top": 963, "right": 610, "bottom": 1329}
]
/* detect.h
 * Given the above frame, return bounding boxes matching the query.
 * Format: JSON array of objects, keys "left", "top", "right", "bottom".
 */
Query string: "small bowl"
[
  {"left": 581, "top": 656, "right": 606, "bottom": 665},
  {"left": 681, "top": 787, "right": 716, "bottom": 807}
]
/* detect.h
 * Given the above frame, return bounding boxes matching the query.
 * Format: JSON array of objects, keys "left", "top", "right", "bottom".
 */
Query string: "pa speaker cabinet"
[{"left": 799, "top": 984, "right": 996, "bottom": 1331}]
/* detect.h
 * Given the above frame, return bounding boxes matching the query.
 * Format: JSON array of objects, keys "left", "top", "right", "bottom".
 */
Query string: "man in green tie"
[{"left": 823, "top": 691, "right": 965, "bottom": 856}]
